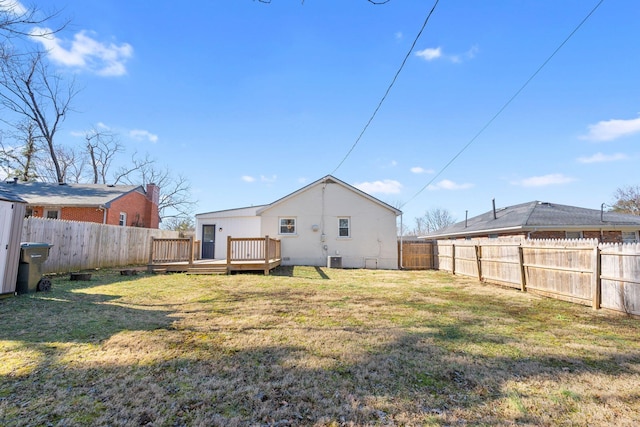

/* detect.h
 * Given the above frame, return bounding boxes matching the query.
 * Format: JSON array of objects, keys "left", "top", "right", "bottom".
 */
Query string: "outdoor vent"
[{"left": 327, "top": 256, "right": 342, "bottom": 269}]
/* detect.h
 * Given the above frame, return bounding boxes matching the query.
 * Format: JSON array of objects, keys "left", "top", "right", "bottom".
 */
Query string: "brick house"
[
  {"left": 2, "top": 181, "right": 160, "bottom": 228},
  {"left": 421, "top": 201, "right": 640, "bottom": 243}
]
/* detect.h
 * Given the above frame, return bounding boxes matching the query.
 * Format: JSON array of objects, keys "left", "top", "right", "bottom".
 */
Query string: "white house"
[{"left": 195, "top": 175, "right": 402, "bottom": 269}]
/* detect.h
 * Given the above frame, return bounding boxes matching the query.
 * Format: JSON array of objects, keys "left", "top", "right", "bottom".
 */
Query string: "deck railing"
[
  {"left": 227, "top": 235, "right": 281, "bottom": 269},
  {"left": 149, "top": 236, "right": 198, "bottom": 264}
]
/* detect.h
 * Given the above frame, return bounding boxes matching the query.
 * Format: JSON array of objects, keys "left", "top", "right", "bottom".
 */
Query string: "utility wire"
[
  {"left": 331, "top": 0, "right": 440, "bottom": 175},
  {"left": 401, "top": 0, "right": 606, "bottom": 210}
]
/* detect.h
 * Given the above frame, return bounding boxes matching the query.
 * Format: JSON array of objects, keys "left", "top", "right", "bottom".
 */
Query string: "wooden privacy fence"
[
  {"left": 399, "top": 240, "right": 434, "bottom": 269},
  {"left": 433, "top": 238, "right": 640, "bottom": 317},
  {"left": 22, "top": 217, "right": 180, "bottom": 274}
]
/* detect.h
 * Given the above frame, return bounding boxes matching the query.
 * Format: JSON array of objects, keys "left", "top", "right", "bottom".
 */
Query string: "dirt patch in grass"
[{"left": 1, "top": 267, "right": 639, "bottom": 426}]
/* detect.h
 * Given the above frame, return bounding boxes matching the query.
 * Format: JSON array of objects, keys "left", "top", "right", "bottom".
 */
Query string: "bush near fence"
[
  {"left": 430, "top": 238, "right": 640, "bottom": 317},
  {"left": 21, "top": 217, "right": 180, "bottom": 274}
]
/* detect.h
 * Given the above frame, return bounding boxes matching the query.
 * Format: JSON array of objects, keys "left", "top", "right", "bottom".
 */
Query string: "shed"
[{"left": 0, "top": 187, "right": 27, "bottom": 297}]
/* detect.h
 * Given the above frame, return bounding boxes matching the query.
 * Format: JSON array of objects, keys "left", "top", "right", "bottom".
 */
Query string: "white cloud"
[
  {"left": 260, "top": 175, "right": 277, "bottom": 183},
  {"left": 416, "top": 45, "right": 478, "bottom": 63},
  {"left": 577, "top": 152, "right": 628, "bottom": 164},
  {"left": 241, "top": 176, "right": 255, "bottom": 183},
  {"left": 427, "top": 179, "right": 474, "bottom": 191},
  {"left": 512, "top": 173, "right": 575, "bottom": 187},
  {"left": 0, "top": 1, "right": 26, "bottom": 15},
  {"left": 129, "top": 129, "right": 158, "bottom": 143},
  {"left": 581, "top": 115, "right": 640, "bottom": 142},
  {"left": 355, "top": 179, "right": 402, "bottom": 195},
  {"left": 410, "top": 166, "right": 434, "bottom": 174},
  {"left": 395, "top": 31, "right": 403, "bottom": 41},
  {"left": 415, "top": 47, "right": 442, "bottom": 61},
  {"left": 30, "top": 27, "right": 133, "bottom": 76}
]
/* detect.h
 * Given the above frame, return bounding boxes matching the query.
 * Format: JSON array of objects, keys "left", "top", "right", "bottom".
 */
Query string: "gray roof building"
[
  {"left": 421, "top": 201, "right": 640, "bottom": 240},
  {"left": 1, "top": 181, "right": 143, "bottom": 207}
]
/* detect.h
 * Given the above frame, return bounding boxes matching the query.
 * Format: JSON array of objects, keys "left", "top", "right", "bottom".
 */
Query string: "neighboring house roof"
[
  {"left": 0, "top": 186, "right": 26, "bottom": 204},
  {"left": 0, "top": 181, "right": 144, "bottom": 208},
  {"left": 422, "top": 201, "right": 640, "bottom": 239},
  {"left": 256, "top": 175, "right": 403, "bottom": 216}
]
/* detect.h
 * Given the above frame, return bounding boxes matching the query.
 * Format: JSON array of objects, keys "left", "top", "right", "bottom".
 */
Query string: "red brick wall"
[
  {"left": 28, "top": 206, "right": 104, "bottom": 223},
  {"left": 108, "top": 191, "right": 159, "bottom": 228},
  {"left": 528, "top": 231, "right": 567, "bottom": 240},
  {"left": 26, "top": 190, "right": 160, "bottom": 228}
]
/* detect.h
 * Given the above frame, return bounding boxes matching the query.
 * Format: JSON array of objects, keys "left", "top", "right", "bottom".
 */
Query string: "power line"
[
  {"left": 331, "top": 0, "right": 440, "bottom": 175},
  {"left": 401, "top": 0, "right": 606, "bottom": 210}
]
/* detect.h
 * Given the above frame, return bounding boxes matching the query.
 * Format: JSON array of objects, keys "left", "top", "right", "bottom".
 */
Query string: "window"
[
  {"left": 565, "top": 231, "right": 583, "bottom": 239},
  {"left": 279, "top": 218, "right": 296, "bottom": 235},
  {"left": 338, "top": 217, "right": 350, "bottom": 237},
  {"left": 25, "top": 208, "right": 33, "bottom": 217},
  {"left": 622, "top": 231, "right": 638, "bottom": 243},
  {"left": 44, "top": 209, "right": 59, "bottom": 219},
  {"left": 119, "top": 212, "right": 127, "bottom": 226}
]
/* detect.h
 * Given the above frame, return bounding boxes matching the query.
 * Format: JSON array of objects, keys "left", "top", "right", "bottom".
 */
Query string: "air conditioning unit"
[{"left": 327, "top": 256, "right": 342, "bottom": 268}]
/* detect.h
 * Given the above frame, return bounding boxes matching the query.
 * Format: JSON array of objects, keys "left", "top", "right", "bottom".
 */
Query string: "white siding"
[
  {"left": 195, "top": 206, "right": 264, "bottom": 259},
  {"left": 259, "top": 180, "right": 398, "bottom": 269}
]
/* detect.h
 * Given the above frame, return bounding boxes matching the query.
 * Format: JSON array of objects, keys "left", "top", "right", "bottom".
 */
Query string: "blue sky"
[{"left": 6, "top": 0, "right": 640, "bottom": 227}]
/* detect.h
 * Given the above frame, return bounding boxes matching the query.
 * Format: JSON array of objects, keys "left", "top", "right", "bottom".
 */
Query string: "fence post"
[
  {"left": 592, "top": 246, "right": 601, "bottom": 310},
  {"left": 188, "top": 236, "right": 194, "bottom": 266},
  {"left": 475, "top": 244, "right": 482, "bottom": 282},
  {"left": 518, "top": 245, "right": 527, "bottom": 292},
  {"left": 226, "top": 236, "right": 232, "bottom": 274},
  {"left": 149, "top": 237, "right": 156, "bottom": 265},
  {"left": 451, "top": 243, "right": 456, "bottom": 275},
  {"left": 264, "top": 235, "right": 270, "bottom": 274}
]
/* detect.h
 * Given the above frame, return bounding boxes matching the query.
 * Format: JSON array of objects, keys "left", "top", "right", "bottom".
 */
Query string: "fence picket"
[{"left": 21, "top": 217, "right": 180, "bottom": 274}]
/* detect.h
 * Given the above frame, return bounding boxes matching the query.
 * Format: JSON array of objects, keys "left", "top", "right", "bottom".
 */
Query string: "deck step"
[{"left": 186, "top": 269, "right": 227, "bottom": 275}]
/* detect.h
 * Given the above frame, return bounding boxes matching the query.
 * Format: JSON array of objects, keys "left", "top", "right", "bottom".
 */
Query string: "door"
[{"left": 202, "top": 225, "right": 216, "bottom": 259}]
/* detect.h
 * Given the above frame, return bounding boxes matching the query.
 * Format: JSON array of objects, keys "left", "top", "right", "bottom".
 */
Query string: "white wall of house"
[
  {"left": 258, "top": 180, "right": 399, "bottom": 269},
  {"left": 195, "top": 206, "right": 264, "bottom": 259}
]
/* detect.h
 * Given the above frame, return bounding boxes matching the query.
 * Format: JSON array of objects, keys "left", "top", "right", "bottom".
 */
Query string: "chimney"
[
  {"left": 492, "top": 199, "right": 497, "bottom": 220},
  {"left": 147, "top": 183, "right": 160, "bottom": 205}
]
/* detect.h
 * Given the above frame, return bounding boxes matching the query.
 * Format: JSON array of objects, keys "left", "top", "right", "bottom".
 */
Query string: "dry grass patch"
[{"left": 0, "top": 267, "right": 639, "bottom": 426}]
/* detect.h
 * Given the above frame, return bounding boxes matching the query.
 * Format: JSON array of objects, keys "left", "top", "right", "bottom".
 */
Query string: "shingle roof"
[
  {"left": 0, "top": 186, "right": 26, "bottom": 204},
  {"left": 423, "top": 201, "right": 640, "bottom": 239},
  {"left": 0, "top": 182, "right": 143, "bottom": 207}
]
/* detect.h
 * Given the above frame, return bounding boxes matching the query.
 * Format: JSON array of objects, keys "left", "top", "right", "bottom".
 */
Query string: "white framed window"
[
  {"left": 119, "top": 212, "right": 127, "bottom": 226},
  {"left": 338, "top": 217, "right": 350, "bottom": 237},
  {"left": 44, "top": 209, "right": 59, "bottom": 219},
  {"left": 565, "top": 231, "right": 583, "bottom": 239},
  {"left": 622, "top": 231, "right": 638, "bottom": 243},
  {"left": 279, "top": 218, "right": 296, "bottom": 235}
]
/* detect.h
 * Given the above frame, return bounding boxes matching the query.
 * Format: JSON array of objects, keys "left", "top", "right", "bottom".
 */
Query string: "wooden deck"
[{"left": 147, "top": 236, "right": 281, "bottom": 275}]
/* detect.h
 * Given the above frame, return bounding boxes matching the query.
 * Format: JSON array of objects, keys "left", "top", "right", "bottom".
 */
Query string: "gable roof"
[
  {"left": 422, "top": 201, "right": 640, "bottom": 239},
  {"left": 256, "top": 175, "right": 402, "bottom": 216},
  {"left": 0, "top": 181, "right": 144, "bottom": 208}
]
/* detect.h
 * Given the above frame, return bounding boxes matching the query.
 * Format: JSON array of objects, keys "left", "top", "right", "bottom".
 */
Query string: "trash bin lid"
[{"left": 20, "top": 242, "right": 53, "bottom": 248}]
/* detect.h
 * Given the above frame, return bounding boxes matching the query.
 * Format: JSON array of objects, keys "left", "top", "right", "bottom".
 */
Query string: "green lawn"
[{"left": 1, "top": 267, "right": 638, "bottom": 426}]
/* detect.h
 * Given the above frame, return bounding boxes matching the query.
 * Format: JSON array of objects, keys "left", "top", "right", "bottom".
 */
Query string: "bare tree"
[
  {"left": 413, "top": 207, "right": 455, "bottom": 236},
  {"left": 0, "top": 119, "right": 40, "bottom": 180},
  {"left": 0, "top": 51, "right": 78, "bottom": 183},
  {"left": 114, "top": 155, "right": 196, "bottom": 224},
  {"left": 611, "top": 185, "right": 640, "bottom": 215},
  {"left": 0, "top": 1, "right": 61, "bottom": 32},
  {"left": 84, "top": 127, "right": 123, "bottom": 184}
]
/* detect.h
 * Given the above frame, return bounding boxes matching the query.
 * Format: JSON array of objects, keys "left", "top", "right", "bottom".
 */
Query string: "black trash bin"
[{"left": 16, "top": 242, "right": 52, "bottom": 294}]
